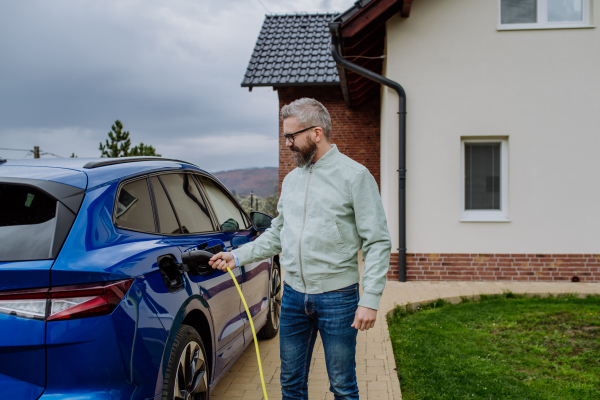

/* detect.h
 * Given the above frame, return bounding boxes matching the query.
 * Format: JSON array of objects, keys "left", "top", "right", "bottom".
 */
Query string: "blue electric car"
[{"left": 0, "top": 157, "right": 282, "bottom": 400}]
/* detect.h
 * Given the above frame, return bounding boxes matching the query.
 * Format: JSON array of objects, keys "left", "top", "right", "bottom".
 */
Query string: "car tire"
[
  {"left": 162, "top": 324, "right": 209, "bottom": 400},
  {"left": 257, "top": 262, "right": 282, "bottom": 340}
]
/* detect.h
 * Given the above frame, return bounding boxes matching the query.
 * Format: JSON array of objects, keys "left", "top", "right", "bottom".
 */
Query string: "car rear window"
[
  {"left": 115, "top": 178, "right": 156, "bottom": 233},
  {"left": 158, "top": 174, "right": 215, "bottom": 234},
  {"left": 151, "top": 176, "right": 181, "bottom": 234},
  {"left": 0, "top": 184, "right": 58, "bottom": 261}
]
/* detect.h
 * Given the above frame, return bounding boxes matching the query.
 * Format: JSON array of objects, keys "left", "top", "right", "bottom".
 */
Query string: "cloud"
[
  {"left": 159, "top": 133, "right": 279, "bottom": 172},
  {"left": 0, "top": 0, "right": 355, "bottom": 170},
  {"left": 0, "top": 126, "right": 97, "bottom": 159}
]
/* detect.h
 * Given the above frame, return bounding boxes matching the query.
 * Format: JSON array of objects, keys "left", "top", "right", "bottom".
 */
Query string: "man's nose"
[{"left": 285, "top": 137, "right": 293, "bottom": 146}]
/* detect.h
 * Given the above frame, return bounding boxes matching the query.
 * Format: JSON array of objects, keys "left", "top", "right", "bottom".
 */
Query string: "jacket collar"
[
  {"left": 318, "top": 143, "right": 338, "bottom": 165},
  {"left": 303, "top": 144, "right": 338, "bottom": 172}
]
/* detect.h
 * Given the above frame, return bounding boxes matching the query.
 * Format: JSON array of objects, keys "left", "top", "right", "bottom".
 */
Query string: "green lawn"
[{"left": 387, "top": 293, "right": 600, "bottom": 400}]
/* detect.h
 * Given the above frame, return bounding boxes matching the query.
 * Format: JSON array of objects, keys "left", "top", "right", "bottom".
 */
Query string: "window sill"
[
  {"left": 498, "top": 24, "right": 595, "bottom": 31},
  {"left": 460, "top": 213, "right": 511, "bottom": 222}
]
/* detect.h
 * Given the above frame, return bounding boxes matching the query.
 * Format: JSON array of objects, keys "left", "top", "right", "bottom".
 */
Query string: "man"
[{"left": 209, "top": 98, "right": 391, "bottom": 399}]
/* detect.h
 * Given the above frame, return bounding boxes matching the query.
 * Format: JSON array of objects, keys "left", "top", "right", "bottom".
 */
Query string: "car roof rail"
[{"left": 83, "top": 157, "right": 198, "bottom": 169}]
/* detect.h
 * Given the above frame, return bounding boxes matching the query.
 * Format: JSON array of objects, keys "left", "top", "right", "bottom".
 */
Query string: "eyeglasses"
[{"left": 282, "top": 126, "right": 316, "bottom": 144}]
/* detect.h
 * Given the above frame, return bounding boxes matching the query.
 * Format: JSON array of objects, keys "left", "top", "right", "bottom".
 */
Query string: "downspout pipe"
[{"left": 329, "top": 22, "right": 407, "bottom": 282}]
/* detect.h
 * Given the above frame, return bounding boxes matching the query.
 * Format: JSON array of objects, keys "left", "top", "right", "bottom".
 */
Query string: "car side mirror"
[{"left": 250, "top": 211, "right": 273, "bottom": 231}]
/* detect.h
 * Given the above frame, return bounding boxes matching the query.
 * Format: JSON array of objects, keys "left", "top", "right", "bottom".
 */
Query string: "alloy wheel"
[
  {"left": 174, "top": 341, "right": 208, "bottom": 400},
  {"left": 270, "top": 267, "right": 282, "bottom": 330}
]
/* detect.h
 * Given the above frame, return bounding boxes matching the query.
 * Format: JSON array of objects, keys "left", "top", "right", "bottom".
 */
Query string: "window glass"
[
  {"left": 116, "top": 178, "right": 156, "bottom": 232},
  {"left": 501, "top": 0, "right": 537, "bottom": 24},
  {"left": 548, "top": 0, "right": 582, "bottom": 22},
  {"left": 151, "top": 176, "right": 181, "bottom": 234},
  {"left": 465, "top": 143, "right": 501, "bottom": 210},
  {"left": 159, "top": 174, "right": 214, "bottom": 234},
  {"left": 198, "top": 176, "right": 250, "bottom": 231},
  {"left": 0, "top": 184, "right": 57, "bottom": 261},
  {"left": 252, "top": 212, "right": 273, "bottom": 230}
]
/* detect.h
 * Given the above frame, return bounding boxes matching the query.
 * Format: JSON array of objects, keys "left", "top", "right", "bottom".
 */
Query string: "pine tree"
[
  {"left": 99, "top": 120, "right": 161, "bottom": 158},
  {"left": 129, "top": 143, "right": 161, "bottom": 157},
  {"left": 99, "top": 120, "right": 131, "bottom": 157}
]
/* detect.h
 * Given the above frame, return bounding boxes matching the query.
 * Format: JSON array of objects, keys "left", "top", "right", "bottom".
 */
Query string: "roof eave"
[
  {"left": 328, "top": 0, "right": 413, "bottom": 108},
  {"left": 329, "top": 22, "right": 353, "bottom": 109},
  {"left": 241, "top": 81, "right": 340, "bottom": 89}
]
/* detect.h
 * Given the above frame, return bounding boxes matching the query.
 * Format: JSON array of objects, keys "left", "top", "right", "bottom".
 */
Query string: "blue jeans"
[{"left": 280, "top": 282, "right": 359, "bottom": 400}]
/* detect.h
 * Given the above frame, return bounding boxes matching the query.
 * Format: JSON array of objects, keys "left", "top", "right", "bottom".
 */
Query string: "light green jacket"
[{"left": 233, "top": 144, "right": 391, "bottom": 310}]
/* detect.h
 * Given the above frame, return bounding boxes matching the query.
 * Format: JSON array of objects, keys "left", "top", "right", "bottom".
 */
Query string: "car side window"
[
  {"left": 150, "top": 176, "right": 181, "bottom": 234},
  {"left": 158, "top": 173, "right": 215, "bottom": 234},
  {"left": 198, "top": 176, "right": 250, "bottom": 232},
  {"left": 116, "top": 178, "right": 156, "bottom": 233}
]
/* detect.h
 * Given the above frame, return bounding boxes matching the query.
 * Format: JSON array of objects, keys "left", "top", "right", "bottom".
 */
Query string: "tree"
[
  {"left": 262, "top": 179, "right": 279, "bottom": 216},
  {"left": 99, "top": 120, "right": 131, "bottom": 157},
  {"left": 235, "top": 179, "right": 279, "bottom": 217},
  {"left": 129, "top": 143, "right": 161, "bottom": 157},
  {"left": 99, "top": 120, "right": 161, "bottom": 157}
]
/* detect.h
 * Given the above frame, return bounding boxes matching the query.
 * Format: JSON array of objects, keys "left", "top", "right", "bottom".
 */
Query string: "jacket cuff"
[
  {"left": 231, "top": 251, "right": 240, "bottom": 268},
  {"left": 231, "top": 246, "right": 250, "bottom": 266},
  {"left": 358, "top": 291, "right": 381, "bottom": 311}
]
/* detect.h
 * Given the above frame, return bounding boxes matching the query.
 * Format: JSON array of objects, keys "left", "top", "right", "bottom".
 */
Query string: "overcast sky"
[{"left": 0, "top": 0, "right": 353, "bottom": 172}]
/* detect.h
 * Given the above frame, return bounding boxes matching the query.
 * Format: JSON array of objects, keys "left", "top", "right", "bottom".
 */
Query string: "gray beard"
[{"left": 292, "top": 139, "right": 318, "bottom": 168}]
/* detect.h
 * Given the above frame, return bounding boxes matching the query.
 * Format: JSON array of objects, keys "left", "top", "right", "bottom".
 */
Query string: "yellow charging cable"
[{"left": 226, "top": 266, "right": 269, "bottom": 400}]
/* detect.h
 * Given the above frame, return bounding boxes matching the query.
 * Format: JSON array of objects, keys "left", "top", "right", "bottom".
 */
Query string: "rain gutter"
[{"left": 328, "top": 22, "right": 407, "bottom": 282}]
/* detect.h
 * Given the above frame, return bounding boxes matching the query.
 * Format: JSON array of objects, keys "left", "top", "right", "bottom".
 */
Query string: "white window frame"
[
  {"left": 498, "top": 0, "right": 594, "bottom": 30},
  {"left": 460, "top": 138, "right": 510, "bottom": 222}
]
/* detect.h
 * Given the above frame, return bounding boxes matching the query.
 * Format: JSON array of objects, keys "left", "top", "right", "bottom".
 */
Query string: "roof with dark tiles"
[{"left": 241, "top": 13, "right": 340, "bottom": 88}]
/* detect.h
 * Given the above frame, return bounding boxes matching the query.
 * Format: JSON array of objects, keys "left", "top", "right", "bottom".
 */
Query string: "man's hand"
[
  {"left": 351, "top": 306, "right": 377, "bottom": 331},
  {"left": 209, "top": 252, "right": 236, "bottom": 271}
]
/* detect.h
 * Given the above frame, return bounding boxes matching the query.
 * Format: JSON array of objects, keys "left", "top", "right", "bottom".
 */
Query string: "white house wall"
[{"left": 381, "top": 0, "right": 600, "bottom": 254}]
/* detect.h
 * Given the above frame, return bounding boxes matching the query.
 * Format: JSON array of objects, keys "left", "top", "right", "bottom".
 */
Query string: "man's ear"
[{"left": 313, "top": 127, "right": 323, "bottom": 143}]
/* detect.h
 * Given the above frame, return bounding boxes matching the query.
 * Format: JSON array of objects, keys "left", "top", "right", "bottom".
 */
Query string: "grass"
[{"left": 387, "top": 293, "right": 600, "bottom": 400}]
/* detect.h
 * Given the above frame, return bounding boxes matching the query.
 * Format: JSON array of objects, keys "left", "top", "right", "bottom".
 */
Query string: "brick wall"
[
  {"left": 387, "top": 253, "right": 600, "bottom": 282},
  {"left": 276, "top": 86, "right": 380, "bottom": 193}
]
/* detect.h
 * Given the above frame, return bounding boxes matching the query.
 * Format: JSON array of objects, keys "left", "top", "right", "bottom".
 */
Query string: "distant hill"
[{"left": 213, "top": 167, "right": 278, "bottom": 197}]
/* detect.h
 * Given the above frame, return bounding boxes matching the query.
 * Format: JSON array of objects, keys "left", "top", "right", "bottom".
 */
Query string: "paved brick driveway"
[{"left": 211, "top": 260, "right": 600, "bottom": 399}]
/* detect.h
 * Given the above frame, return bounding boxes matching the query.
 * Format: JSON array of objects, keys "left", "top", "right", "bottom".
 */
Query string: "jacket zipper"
[{"left": 298, "top": 164, "right": 314, "bottom": 291}]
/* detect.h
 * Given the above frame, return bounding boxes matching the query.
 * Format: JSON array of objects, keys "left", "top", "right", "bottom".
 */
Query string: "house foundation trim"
[{"left": 387, "top": 253, "right": 600, "bottom": 282}]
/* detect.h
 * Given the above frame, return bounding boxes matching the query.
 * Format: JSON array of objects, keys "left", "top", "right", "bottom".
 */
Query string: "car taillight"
[
  {"left": 0, "top": 279, "right": 133, "bottom": 321},
  {"left": 0, "top": 287, "right": 48, "bottom": 320},
  {"left": 48, "top": 280, "right": 133, "bottom": 321}
]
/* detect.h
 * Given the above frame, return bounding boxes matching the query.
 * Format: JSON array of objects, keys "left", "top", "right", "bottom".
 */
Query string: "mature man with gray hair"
[{"left": 210, "top": 98, "right": 391, "bottom": 399}]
